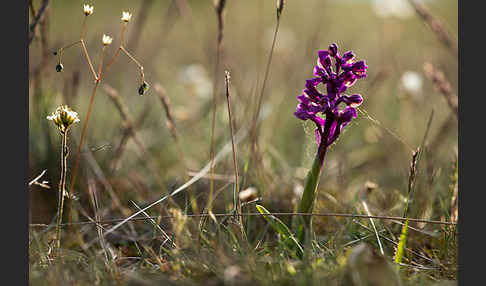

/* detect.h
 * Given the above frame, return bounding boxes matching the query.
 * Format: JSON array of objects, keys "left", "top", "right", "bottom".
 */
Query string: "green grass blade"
[
  {"left": 256, "top": 204, "right": 303, "bottom": 256},
  {"left": 394, "top": 218, "right": 409, "bottom": 267}
]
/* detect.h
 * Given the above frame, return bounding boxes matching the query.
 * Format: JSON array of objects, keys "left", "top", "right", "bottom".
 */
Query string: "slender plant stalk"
[
  {"left": 66, "top": 81, "right": 100, "bottom": 236},
  {"left": 224, "top": 71, "right": 244, "bottom": 235},
  {"left": 395, "top": 110, "right": 433, "bottom": 268},
  {"left": 207, "top": 1, "right": 225, "bottom": 217},
  {"left": 247, "top": 3, "right": 282, "bottom": 192},
  {"left": 251, "top": 2, "right": 283, "bottom": 154},
  {"left": 295, "top": 143, "right": 327, "bottom": 245},
  {"left": 361, "top": 200, "right": 384, "bottom": 255},
  {"left": 66, "top": 18, "right": 146, "bottom": 232},
  {"left": 56, "top": 131, "right": 69, "bottom": 251}
]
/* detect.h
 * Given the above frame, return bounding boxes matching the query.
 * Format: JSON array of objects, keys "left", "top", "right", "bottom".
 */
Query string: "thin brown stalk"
[
  {"left": 208, "top": 0, "right": 226, "bottom": 217},
  {"left": 97, "top": 46, "right": 106, "bottom": 78},
  {"left": 99, "top": 24, "right": 127, "bottom": 82},
  {"left": 80, "top": 39, "right": 98, "bottom": 80},
  {"left": 154, "top": 84, "right": 186, "bottom": 164},
  {"left": 424, "top": 62, "right": 457, "bottom": 117},
  {"left": 407, "top": 0, "right": 458, "bottom": 56},
  {"left": 120, "top": 46, "right": 145, "bottom": 83},
  {"left": 251, "top": 9, "right": 281, "bottom": 149},
  {"left": 67, "top": 80, "right": 100, "bottom": 234},
  {"left": 67, "top": 17, "right": 147, "bottom": 230},
  {"left": 154, "top": 84, "right": 179, "bottom": 141},
  {"left": 224, "top": 71, "right": 243, "bottom": 231}
]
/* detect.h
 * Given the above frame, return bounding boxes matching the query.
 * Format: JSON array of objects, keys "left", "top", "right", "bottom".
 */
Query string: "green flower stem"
[
  {"left": 56, "top": 131, "right": 69, "bottom": 251},
  {"left": 296, "top": 142, "right": 328, "bottom": 245}
]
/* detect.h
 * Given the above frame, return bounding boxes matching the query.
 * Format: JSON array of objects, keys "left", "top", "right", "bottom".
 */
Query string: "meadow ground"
[{"left": 29, "top": 0, "right": 458, "bottom": 285}]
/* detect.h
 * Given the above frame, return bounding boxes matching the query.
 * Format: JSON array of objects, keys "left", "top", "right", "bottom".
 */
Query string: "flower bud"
[
  {"left": 102, "top": 34, "right": 113, "bottom": 46},
  {"left": 56, "top": 63, "right": 64, "bottom": 72},
  {"left": 329, "top": 43, "right": 338, "bottom": 57},
  {"left": 83, "top": 4, "right": 94, "bottom": 16},
  {"left": 121, "top": 11, "right": 132, "bottom": 23},
  {"left": 138, "top": 81, "right": 149, "bottom": 96}
]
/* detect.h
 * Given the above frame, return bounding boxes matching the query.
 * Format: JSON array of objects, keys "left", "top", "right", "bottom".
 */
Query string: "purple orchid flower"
[
  {"left": 293, "top": 43, "right": 368, "bottom": 247},
  {"left": 294, "top": 43, "right": 368, "bottom": 147}
]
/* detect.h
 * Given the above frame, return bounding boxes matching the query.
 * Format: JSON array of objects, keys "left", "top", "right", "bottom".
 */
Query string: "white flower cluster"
[{"left": 47, "top": 105, "right": 80, "bottom": 133}]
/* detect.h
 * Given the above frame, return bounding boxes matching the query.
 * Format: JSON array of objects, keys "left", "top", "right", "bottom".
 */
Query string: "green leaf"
[{"left": 256, "top": 204, "right": 303, "bottom": 256}]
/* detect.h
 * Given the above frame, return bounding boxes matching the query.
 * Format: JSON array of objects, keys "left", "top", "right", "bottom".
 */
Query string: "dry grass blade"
[
  {"left": 29, "top": 169, "right": 49, "bottom": 189},
  {"left": 354, "top": 220, "right": 438, "bottom": 266},
  {"left": 361, "top": 200, "right": 384, "bottom": 255},
  {"left": 130, "top": 201, "right": 175, "bottom": 248},
  {"left": 88, "top": 123, "right": 253, "bottom": 246},
  {"left": 153, "top": 83, "right": 188, "bottom": 168},
  {"left": 87, "top": 180, "right": 110, "bottom": 263}
]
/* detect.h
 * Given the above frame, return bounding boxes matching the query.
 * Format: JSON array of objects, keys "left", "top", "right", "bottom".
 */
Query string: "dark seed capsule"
[
  {"left": 53, "top": 51, "right": 58, "bottom": 55},
  {"left": 56, "top": 63, "right": 64, "bottom": 72},
  {"left": 138, "top": 81, "right": 149, "bottom": 96}
]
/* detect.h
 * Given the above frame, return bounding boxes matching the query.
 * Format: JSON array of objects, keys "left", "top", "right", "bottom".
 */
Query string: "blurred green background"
[{"left": 29, "top": 0, "right": 457, "bottom": 234}]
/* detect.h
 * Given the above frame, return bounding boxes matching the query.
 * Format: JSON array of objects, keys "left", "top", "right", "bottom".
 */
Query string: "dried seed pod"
[{"left": 138, "top": 81, "right": 149, "bottom": 96}]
